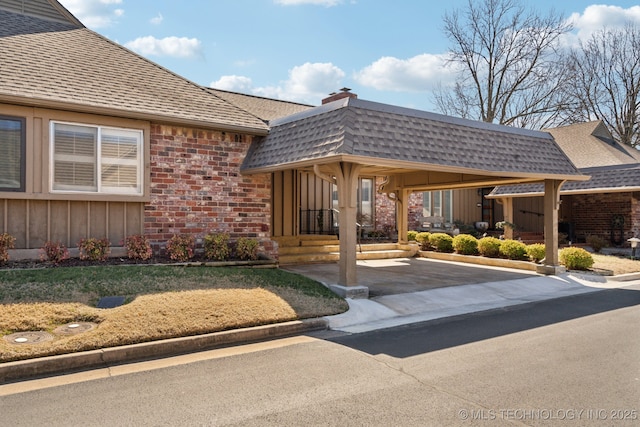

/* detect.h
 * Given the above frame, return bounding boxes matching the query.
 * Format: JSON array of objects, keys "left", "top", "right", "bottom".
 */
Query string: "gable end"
[{"left": 0, "top": 0, "right": 83, "bottom": 26}]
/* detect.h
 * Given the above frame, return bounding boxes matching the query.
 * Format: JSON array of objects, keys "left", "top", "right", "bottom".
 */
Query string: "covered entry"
[{"left": 241, "top": 98, "right": 587, "bottom": 295}]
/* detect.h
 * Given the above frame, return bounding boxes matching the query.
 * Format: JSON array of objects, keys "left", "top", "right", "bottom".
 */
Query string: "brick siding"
[
  {"left": 145, "top": 124, "right": 274, "bottom": 256},
  {"left": 374, "top": 177, "right": 424, "bottom": 230},
  {"left": 570, "top": 192, "right": 634, "bottom": 244}
]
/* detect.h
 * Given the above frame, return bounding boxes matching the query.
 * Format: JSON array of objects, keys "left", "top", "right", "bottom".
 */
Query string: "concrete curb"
[{"left": 0, "top": 318, "right": 327, "bottom": 383}]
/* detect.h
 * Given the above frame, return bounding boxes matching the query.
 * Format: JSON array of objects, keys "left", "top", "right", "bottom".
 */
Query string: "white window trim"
[
  {"left": 50, "top": 121, "right": 144, "bottom": 195},
  {"left": 423, "top": 190, "right": 453, "bottom": 223}
]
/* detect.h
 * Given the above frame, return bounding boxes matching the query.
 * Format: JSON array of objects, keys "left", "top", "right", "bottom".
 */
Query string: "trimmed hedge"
[
  {"left": 452, "top": 234, "right": 478, "bottom": 255},
  {"left": 429, "top": 233, "right": 454, "bottom": 253},
  {"left": 415, "top": 232, "right": 431, "bottom": 250},
  {"left": 477, "top": 236, "right": 501, "bottom": 257},
  {"left": 560, "top": 247, "right": 594, "bottom": 270},
  {"left": 499, "top": 239, "right": 528, "bottom": 260},
  {"left": 526, "top": 243, "right": 546, "bottom": 263}
]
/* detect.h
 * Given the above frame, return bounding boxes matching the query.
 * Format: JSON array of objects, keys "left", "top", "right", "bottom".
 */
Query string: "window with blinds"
[
  {"left": 0, "top": 116, "right": 25, "bottom": 192},
  {"left": 52, "top": 122, "right": 143, "bottom": 194},
  {"left": 423, "top": 190, "right": 453, "bottom": 223}
]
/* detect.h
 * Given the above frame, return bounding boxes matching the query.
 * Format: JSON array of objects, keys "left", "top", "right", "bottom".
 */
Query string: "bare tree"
[
  {"left": 562, "top": 24, "right": 640, "bottom": 147},
  {"left": 434, "top": 0, "right": 572, "bottom": 128}
]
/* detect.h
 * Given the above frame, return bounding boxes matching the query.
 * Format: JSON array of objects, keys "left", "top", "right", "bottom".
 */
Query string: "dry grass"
[
  {"left": 0, "top": 266, "right": 348, "bottom": 362},
  {"left": 591, "top": 253, "right": 640, "bottom": 275},
  {"left": 2, "top": 254, "right": 637, "bottom": 363}
]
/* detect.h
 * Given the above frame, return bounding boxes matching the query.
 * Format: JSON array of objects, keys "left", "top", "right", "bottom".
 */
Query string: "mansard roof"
[{"left": 242, "top": 97, "right": 584, "bottom": 184}]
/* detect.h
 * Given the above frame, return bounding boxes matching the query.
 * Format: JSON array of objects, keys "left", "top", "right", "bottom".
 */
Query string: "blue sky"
[{"left": 58, "top": 0, "right": 640, "bottom": 111}]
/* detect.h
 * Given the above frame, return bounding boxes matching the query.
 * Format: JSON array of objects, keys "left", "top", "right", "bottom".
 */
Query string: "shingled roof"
[
  {"left": 547, "top": 121, "right": 640, "bottom": 168},
  {"left": 206, "top": 89, "right": 314, "bottom": 123},
  {"left": 241, "top": 97, "right": 584, "bottom": 182},
  {"left": 489, "top": 121, "right": 640, "bottom": 198},
  {"left": 0, "top": 2, "right": 268, "bottom": 134}
]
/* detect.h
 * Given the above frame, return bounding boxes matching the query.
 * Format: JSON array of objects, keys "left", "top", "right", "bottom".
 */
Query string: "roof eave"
[
  {"left": 488, "top": 185, "right": 640, "bottom": 199},
  {"left": 241, "top": 153, "right": 589, "bottom": 181},
  {"left": 0, "top": 95, "right": 269, "bottom": 135}
]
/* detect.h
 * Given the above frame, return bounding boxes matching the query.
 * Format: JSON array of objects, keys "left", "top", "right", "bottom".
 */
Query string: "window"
[
  {"left": 423, "top": 190, "right": 453, "bottom": 222},
  {"left": 51, "top": 122, "right": 143, "bottom": 194},
  {"left": 0, "top": 115, "right": 26, "bottom": 192}
]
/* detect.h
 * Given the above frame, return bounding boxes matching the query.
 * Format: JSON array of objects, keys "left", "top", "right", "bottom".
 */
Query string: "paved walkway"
[{"left": 285, "top": 258, "right": 639, "bottom": 333}]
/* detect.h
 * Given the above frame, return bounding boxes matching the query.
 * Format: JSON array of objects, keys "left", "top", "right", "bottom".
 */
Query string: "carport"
[{"left": 241, "top": 97, "right": 588, "bottom": 297}]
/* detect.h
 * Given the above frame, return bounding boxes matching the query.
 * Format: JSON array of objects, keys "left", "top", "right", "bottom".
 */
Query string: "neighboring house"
[
  {"left": 0, "top": 0, "right": 274, "bottom": 258},
  {"left": 489, "top": 121, "right": 640, "bottom": 245}
]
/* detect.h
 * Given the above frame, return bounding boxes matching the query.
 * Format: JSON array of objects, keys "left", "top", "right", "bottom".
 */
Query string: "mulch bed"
[{"left": 0, "top": 255, "right": 256, "bottom": 270}]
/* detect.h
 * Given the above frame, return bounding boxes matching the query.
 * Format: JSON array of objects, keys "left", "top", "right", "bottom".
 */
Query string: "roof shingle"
[
  {"left": 0, "top": 8, "right": 268, "bottom": 133},
  {"left": 242, "top": 98, "right": 583, "bottom": 180},
  {"left": 491, "top": 121, "right": 640, "bottom": 197},
  {"left": 206, "top": 89, "right": 314, "bottom": 122},
  {"left": 546, "top": 121, "right": 640, "bottom": 168}
]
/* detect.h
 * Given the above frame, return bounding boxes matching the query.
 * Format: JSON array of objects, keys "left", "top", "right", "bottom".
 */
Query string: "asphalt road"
[{"left": 2, "top": 285, "right": 639, "bottom": 426}]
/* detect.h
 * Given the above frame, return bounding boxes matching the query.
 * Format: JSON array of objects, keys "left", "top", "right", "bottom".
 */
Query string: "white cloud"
[
  {"left": 59, "top": 0, "right": 124, "bottom": 28},
  {"left": 354, "top": 53, "right": 457, "bottom": 92},
  {"left": 255, "top": 62, "right": 345, "bottom": 102},
  {"left": 124, "top": 36, "right": 203, "bottom": 59},
  {"left": 210, "top": 62, "right": 345, "bottom": 104},
  {"left": 564, "top": 5, "right": 640, "bottom": 46},
  {"left": 210, "top": 75, "right": 254, "bottom": 92},
  {"left": 274, "top": 0, "right": 341, "bottom": 6},
  {"left": 150, "top": 13, "right": 163, "bottom": 25}
]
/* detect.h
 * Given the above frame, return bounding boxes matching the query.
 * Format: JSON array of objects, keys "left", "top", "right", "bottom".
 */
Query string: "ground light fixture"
[{"left": 627, "top": 237, "right": 640, "bottom": 259}]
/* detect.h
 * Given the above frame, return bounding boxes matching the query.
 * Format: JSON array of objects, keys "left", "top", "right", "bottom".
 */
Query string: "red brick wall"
[
  {"left": 570, "top": 192, "right": 633, "bottom": 244},
  {"left": 145, "top": 124, "right": 274, "bottom": 256},
  {"left": 374, "top": 177, "right": 424, "bottom": 230}
]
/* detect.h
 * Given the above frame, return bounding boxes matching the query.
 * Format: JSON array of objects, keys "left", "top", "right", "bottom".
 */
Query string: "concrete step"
[{"left": 278, "top": 243, "right": 418, "bottom": 265}]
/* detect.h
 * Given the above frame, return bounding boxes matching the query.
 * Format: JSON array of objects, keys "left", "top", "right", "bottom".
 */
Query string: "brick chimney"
[{"left": 322, "top": 87, "right": 357, "bottom": 105}]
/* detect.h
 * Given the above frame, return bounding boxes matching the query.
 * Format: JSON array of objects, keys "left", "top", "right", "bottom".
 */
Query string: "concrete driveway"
[
  {"left": 284, "top": 257, "right": 625, "bottom": 333},
  {"left": 284, "top": 257, "right": 536, "bottom": 297}
]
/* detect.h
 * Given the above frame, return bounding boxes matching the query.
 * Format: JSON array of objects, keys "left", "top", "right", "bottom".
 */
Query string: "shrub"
[
  {"left": 415, "top": 232, "right": 431, "bottom": 250},
  {"left": 407, "top": 230, "right": 418, "bottom": 242},
  {"left": 78, "top": 238, "right": 111, "bottom": 261},
  {"left": 166, "top": 234, "right": 195, "bottom": 262},
  {"left": 560, "top": 247, "right": 594, "bottom": 270},
  {"left": 428, "top": 233, "right": 454, "bottom": 253},
  {"left": 499, "top": 239, "right": 528, "bottom": 260},
  {"left": 452, "top": 234, "right": 478, "bottom": 255},
  {"left": 235, "top": 237, "right": 259, "bottom": 261},
  {"left": 0, "top": 233, "right": 16, "bottom": 263},
  {"left": 204, "top": 232, "right": 230, "bottom": 261},
  {"left": 586, "top": 235, "right": 608, "bottom": 253},
  {"left": 124, "top": 234, "right": 153, "bottom": 260},
  {"left": 477, "top": 237, "right": 501, "bottom": 257},
  {"left": 526, "top": 243, "right": 546, "bottom": 263},
  {"left": 40, "top": 241, "right": 69, "bottom": 264}
]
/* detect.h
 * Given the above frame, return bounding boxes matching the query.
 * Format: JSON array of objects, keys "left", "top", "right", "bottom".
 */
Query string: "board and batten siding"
[
  {"left": 1, "top": 199, "right": 144, "bottom": 249},
  {"left": 0, "top": 103, "right": 150, "bottom": 250},
  {"left": 271, "top": 170, "right": 333, "bottom": 237}
]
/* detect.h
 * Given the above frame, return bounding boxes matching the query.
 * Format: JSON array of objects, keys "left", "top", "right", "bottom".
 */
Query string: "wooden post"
[
  {"left": 539, "top": 179, "right": 565, "bottom": 274},
  {"left": 500, "top": 197, "right": 514, "bottom": 240},
  {"left": 329, "top": 161, "right": 362, "bottom": 287},
  {"left": 397, "top": 188, "right": 410, "bottom": 243}
]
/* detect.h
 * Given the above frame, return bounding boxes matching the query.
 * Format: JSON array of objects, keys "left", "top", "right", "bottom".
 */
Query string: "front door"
[{"left": 481, "top": 187, "right": 494, "bottom": 227}]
